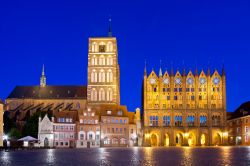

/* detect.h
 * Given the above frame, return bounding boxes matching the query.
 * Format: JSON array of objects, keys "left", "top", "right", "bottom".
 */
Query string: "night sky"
[{"left": 1, "top": 0, "right": 250, "bottom": 112}]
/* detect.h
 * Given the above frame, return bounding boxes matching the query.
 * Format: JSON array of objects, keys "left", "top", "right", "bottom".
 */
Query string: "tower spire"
[
  {"left": 159, "top": 60, "right": 162, "bottom": 77},
  {"left": 40, "top": 64, "right": 46, "bottom": 87},
  {"left": 108, "top": 16, "right": 112, "bottom": 37}
]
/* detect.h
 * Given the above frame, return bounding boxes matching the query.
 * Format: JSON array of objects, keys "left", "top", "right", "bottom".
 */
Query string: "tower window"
[{"left": 99, "top": 45, "right": 106, "bottom": 52}]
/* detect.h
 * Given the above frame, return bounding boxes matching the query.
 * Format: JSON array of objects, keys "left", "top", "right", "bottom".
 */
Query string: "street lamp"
[{"left": 3, "top": 135, "right": 8, "bottom": 140}]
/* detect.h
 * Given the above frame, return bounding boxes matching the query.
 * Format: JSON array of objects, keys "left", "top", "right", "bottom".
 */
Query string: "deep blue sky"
[{"left": 1, "top": 0, "right": 250, "bottom": 112}]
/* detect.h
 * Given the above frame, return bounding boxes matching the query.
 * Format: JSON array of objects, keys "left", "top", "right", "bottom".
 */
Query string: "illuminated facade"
[
  {"left": 227, "top": 116, "right": 250, "bottom": 145},
  {"left": 227, "top": 102, "right": 250, "bottom": 145},
  {"left": 76, "top": 107, "right": 100, "bottom": 148},
  {"left": 87, "top": 37, "right": 120, "bottom": 105},
  {"left": 143, "top": 66, "right": 227, "bottom": 146},
  {"left": 38, "top": 114, "right": 54, "bottom": 148},
  {"left": 85, "top": 29, "right": 140, "bottom": 147}
]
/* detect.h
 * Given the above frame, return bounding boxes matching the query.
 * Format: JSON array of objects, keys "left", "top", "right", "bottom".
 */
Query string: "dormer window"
[{"left": 58, "top": 118, "right": 65, "bottom": 123}]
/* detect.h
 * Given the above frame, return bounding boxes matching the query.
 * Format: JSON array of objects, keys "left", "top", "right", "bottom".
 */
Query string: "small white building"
[{"left": 38, "top": 115, "right": 54, "bottom": 147}]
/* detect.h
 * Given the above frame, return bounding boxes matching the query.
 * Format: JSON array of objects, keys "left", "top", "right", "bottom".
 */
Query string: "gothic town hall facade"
[{"left": 143, "top": 66, "right": 227, "bottom": 146}]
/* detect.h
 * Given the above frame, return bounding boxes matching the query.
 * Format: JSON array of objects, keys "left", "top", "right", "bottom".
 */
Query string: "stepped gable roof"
[
  {"left": 7, "top": 85, "right": 87, "bottom": 99},
  {"left": 228, "top": 101, "right": 250, "bottom": 120}
]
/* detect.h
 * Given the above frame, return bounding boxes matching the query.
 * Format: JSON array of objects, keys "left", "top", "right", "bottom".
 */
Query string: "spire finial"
[
  {"left": 182, "top": 60, "right": 186, "bottom": 76},
  {"left": 40, "top": 64, "right": 46, "bottom": 87},
  {"left": 207, "top": 59, "right": 211, "bottom": 76},
  {"left": 42, "top": 64, "right": 45, "bottom": 76},
  {"left": 144, "top": 59, "right": 147, "bottom": 76},
  {"left": 159, "top": 60, "right": 162, "bottom": 77},
  {"left": 171, "top": 61, "right": 174, "bottom": 76},
  {"left": 108, "top": 16, "right": 112, "bottom": 37}
]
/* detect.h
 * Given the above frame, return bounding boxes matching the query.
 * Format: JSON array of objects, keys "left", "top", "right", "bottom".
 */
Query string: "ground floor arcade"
[{"left": 143, "top": 127, "right": 228, "bottom": 146}]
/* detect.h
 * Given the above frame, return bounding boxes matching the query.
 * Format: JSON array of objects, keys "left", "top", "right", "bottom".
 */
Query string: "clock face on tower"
[
  {"left": 163, "top": 78, "right": 170, "bottom": 85},
  {"left": 150, "top": 78, "right": 156, "bottom": 85},
  {"left": 175, "top": 78, "right": 181, "bottom": 85},
  {"left": 213, "top": 77, "right": 220, "bottom": 85},
  {"left": 187, "top": 78, "right": 194, "bottom": 85},
  {"left": 199, "top": 78, "right": 206, "bottom": 85}
]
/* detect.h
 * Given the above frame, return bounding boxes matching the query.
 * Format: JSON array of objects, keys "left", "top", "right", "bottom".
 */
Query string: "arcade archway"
[
  {"left": 200, "top": 134, "right": 207, "bottom": 146},
  {"left": 164, "top": 134, "right": 170, "bottom": 146},
  {"left": 214, "top": 133, "right": 222, "bottom": 146},
  {"left": 176, "top": 133, "right": 183, "bottom": 146},
  {"left": 150, "top": 134, "right": 158, "bottom": 146},
  {"left": 188, "top": 134, "right": 196, "bottom": 146}
]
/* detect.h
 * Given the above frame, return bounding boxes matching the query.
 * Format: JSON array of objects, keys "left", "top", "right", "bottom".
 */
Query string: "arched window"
[
  {"left": 107, "top": 70, "right": 113, "bottom": 82},
  {"left": 91, "top": 56, "right": 97, "bottom": 65},
  {"left": 99, "top": 55, "right": 105, "bottom": 65},
  {"left": 99, "top": 88, "right": 105, "bottom": 101},
  {"left": 99, "top": 70, "right": 105, "bottom": 82},
  {"left": 91, "top": 89, "right": 97, "bottom": 101},
  {"left": 107, "top": 56, "right": 113, "bottom": 65},
  {"left": 186, "top": 115, "right": 195, "bottom": 126},
  {"left": 91, "top": 70, "right": 97, "bottom": 82},
  {"left": 200, "top": 115, "right": 207, "bottom": 126},
  {"left": 107, "top": 88, "right": 113, "bottom": 101},
  {"left": 91, "top": 42, "right": 98, "bottom": 52},
  {"left": 107, "top": 42, "right": 113, "bottom": 52}
]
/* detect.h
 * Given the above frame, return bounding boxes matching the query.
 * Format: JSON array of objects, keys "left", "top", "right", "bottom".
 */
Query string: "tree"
[
  {"left": 22, "top": 111, "right": 51, "bottom": 138},
  {"left": 3, "top": 112, "right": 16, "bottom": 134},
  {"left": 9, "top": 128, "right": 21, "bottom": 139}
]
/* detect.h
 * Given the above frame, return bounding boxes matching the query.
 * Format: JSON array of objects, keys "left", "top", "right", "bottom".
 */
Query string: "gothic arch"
[
  {"left": 91, "top": 88, "right": 97, "bottom": 101},
  {"left": 107, "top": 42, "right": 113, "bottom": 52},
  {"left": 106, "top": 88, "right": 113, "bottom": 101},
  {"left": 99, "top": 88, "right": 105, "bottom": 101},
  {"left": 107, "top": 69, "right": 113, "bottom": 82},
  {"left": 99, "top": 70, "right": 105, "bottom": 82}
]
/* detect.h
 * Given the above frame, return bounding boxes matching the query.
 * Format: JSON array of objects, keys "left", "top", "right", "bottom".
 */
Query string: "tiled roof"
[
  {"left": 92, "top": 104, "right": 135, "bottom": 124},
  {"left": 53, "top": 110, "right": 78, "bottom": 123},
  {"left": 7, "top": 85, "right": 87, "bottom": 99},
  {"left": 227, "top": 101, "right": 250, "bottom": 120}
]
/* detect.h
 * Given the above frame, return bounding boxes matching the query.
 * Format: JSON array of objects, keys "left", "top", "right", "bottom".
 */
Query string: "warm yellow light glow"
[
  {"left": 223, "top": 132, "right": 228, "bottom": 137},
  {"left": 200, "top": 134, "right": 206, "bottom": 146},
  {"left": 184, "top": 133, "right": 189, "bottom": 137}
]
